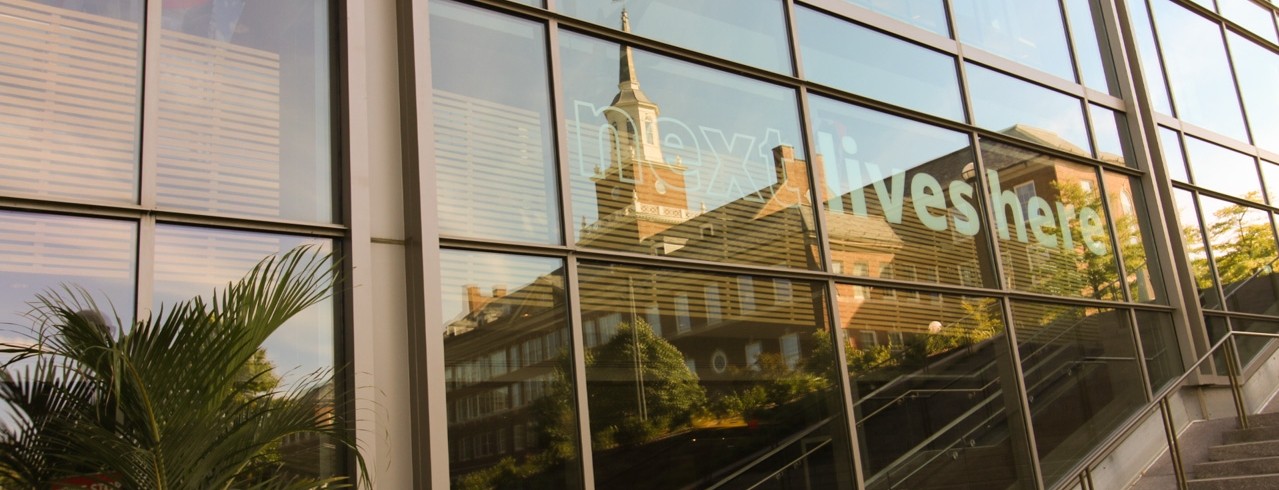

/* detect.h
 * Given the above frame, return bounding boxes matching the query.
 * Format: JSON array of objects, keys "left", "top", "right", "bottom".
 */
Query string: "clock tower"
[{"left": 591, "top": 10, "right": 694, "bottom": 243}]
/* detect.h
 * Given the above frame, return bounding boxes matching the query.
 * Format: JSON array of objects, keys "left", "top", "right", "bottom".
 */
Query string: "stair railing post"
[
  {"left": 1159, "top": 397, "right": 1188, "bottom": 490},
  {"left": 1223, "top": 337, "right": 1250, "bottom": 429}
]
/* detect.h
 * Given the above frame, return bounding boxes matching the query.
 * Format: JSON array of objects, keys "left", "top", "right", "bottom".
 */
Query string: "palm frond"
[{"left": 0, "top": 245, "right": 366, "bottom": 489}]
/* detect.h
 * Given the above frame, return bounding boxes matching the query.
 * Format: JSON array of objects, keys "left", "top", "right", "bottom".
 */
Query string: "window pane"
[
  {"left": 156, "top": 0, "right": 333, "bottom": 222},
  {"left": 1011, "top": 301, "right": 1146, "bottom": 487},
  {"left": 982, "top": 142, "right": 1121, "bottom": 299},
  {"left": 152, "top": 225, "right": 336, "bottom": 480},
  {"left": 1134, "top": 311, "right": 1182, "bottom": 392},
  {"left": 840, "top": 287, "right": 1033, "bottom": 489},
  {"left": 1227, "top": 32, "right": 1279, "bottom": 154},
  {"left": 953, "top": 0, "right": 1075, "bottom": 80},
  {"left": 1262, "top": 160, "right": 1279, "bottom": 206},
  {"left": 1150, "top": 0, "right": 1249, "bottom": 142},
  {"left": 1128, "top": 0, "right": 1174, "bottom": 114},
  {"left": 967, "top": 64, "right": 1091, "bottom": 157},
  {"left": 1104, "top": 171, "right": 1167, "bottom": 303},
  {"left": 1089, "top": 104, "right": 1131, "bottom": 166},
  {"left": 1173, "top": 189, "right": 1222, "bottom": 309},
  {"left": 1159, "top": 127, "right": 1189, "bottom": 183},
  {"left": 1231, "top": 318, "right": 1279, "bottom": 371},
  {"left": 556, "top": 0, "right": 791, "bottom": 74},
  {"left": 562, "top": 33, "right": 817, "bottom": 268},
  {"left": 809, "top": 96, "right": 992, "bottom": 287},
  {"left": 843, "top": 0, "right": 950, "bottom": 36},
  {"left": 577, "top": 263, "right": 856, "bottom": 489},
  {"left": 0, "top": 0, "right": 143, "bottom": 203},
  {"left": 796, "top": 6, "right": 963, "bottom": 121},
  {"left": 1220, "top": 0, "right": 1278, "bottom": 44},
  {"left": 429, "top": 0, "right": 559, "bottom": 244},
  {"left": 1066, "top": 0, "right": 1117, "bottom": 94},
  {"left": 0, "top": 211, "right": 136, "bottom": 333},
  {"left": 439, "top": 251, "right": 581, "bottom": 488},
  {"left": 1197, "top": 196, "right": 1279, "bottom": 315},
  {"left": 1184, "top": 136, "right": 1263, "bottom": 203}
]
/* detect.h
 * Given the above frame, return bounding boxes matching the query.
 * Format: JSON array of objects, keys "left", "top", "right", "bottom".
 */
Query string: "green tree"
[
  {"left": 587, "top": 320, "right": 705, "bottom": 447},
  {"left": 0, "top": 246, "right": 365, "bottom": 489}
]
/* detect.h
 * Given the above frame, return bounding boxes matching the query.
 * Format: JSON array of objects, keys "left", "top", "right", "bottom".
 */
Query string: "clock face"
[{"left": 655, "top": 180, "right": 667, "bottom": 194}]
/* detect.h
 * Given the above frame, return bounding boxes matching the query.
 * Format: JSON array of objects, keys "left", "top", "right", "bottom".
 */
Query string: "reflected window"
[
  {"left": 438, "top": 250, "right": 581, "bottom": 488},
  {"left": 152, "top": 225, "right": 335, "bottom": 480},
  {"left": 982, "top": 142, "right": 1121, "bottom": 299},
  {"left": 556, "top": 0, "right": 791, "bottom": 73},
  {"left": 809, "top": 96, "right": 991, "bottom": 288},
  {"left": 562, "top": 32, "right": 816, "bottom": 268},
  {"left": 577, "top": 263, "right": 856, "bottom": 489},
  {"left": 1150, "top": 0, "right": 1249, "bottom": 142},
  {"left": 967, "top": 63, "right": 1091, "bottom": 156},
  {"left": 953, "top": 0, "right": 1075, "bottom": 80},
  {"left": 429, "top": 0, "right": 559, "bottom": 244},
  {"left": 1011, "top": 301, "right": 1145, "bottom": 487},
  {"left": 156, "top": 0, "right": 333, "bottom": 222},
  {"left": 0, "top": 0, "right": 143, "bottom": 204},
  {"left": 796, "top": 6, "right": 963, "bottom": 120}
]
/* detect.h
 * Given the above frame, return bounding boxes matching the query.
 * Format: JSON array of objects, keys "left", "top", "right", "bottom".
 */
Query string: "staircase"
[{"left": 1189, "top": 412, "right": 1279, "bottom": 489}]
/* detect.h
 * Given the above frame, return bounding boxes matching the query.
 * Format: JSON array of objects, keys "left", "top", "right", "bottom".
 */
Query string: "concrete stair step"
[
  {"left": 1245, "top": 412, "right": 1279, "bottom": 428},
  {"left": 1188, "top": 473, "right": 1279, "bottom": 490},
  {"left": 1222, "top": 425, "right": 1279, "bottom": 445},
  {"left": 1195, "top": 455, "right": 1279, "bottom": 479},
  {"left": 1210, "top": 440, "right": 1279, "bottom": 461}
]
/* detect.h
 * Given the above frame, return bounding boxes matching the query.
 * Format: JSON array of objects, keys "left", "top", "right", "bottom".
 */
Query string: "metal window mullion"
[
  {"left": 396, "top": 0, "right": 449, "bottom": 487},
  {"left": 962, "top": 42, "right": 1047, "bottom": 483},
  {"left": 563, "top": 258, "right": 596, "bottom": 489},
  {"left": 338, "top": 0, "right": 379, "bottom": 480},
  {"left": 547, "top": 16, "right": 596, "bottom": 488},
  {"left": 1126, "top": 307, "right": 1159, "bottom": 402},
  {"left": 135, "top": 214, "right": 156, "bottom": 324},
  {"left": 1143, "top": 0, "right": 1181, "bottom": 119},
  {"left": 823, "top": 278, "right": 866, "bottom": 489},
  {"left": 139, "top": 0, "right": 161, "bottom": 209},
  {"left": 1057, "top": 0, "right": 1090, "bottom": 94},
  {"left": 998, "top": 297, "right": 1047, "bottom": 490}
]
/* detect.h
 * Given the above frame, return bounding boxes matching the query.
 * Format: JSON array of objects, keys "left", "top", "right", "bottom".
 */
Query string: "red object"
[{"left": 51, "top": 474, "right": 120, "bottom": 489}]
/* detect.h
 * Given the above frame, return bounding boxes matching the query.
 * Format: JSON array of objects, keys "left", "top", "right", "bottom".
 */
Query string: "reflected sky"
[
  {"left": 842, "top": 0, "right": 950, "bottom": 36},
  {"left": 797, "top": 5, "right": 964, "bottom": 121},
  {"left": 1226, "top": 32, "right": 1279, "bottom": 154},
  {"left": 1151, "top": 0, "right": 1249, "bottom": 142},
  {"left": 953, "top": 0, "right": 1075, "bottom": 81},
  {"left": 152, "top": 225, "right": 332, "bottom": 389},
  {"left": 1184, "top": 136, "right": 1263, "bottom": 202},
  {"left": 967, "top": 63, "right": 1091, "bottom": 156},
  {"left": 557, "top": 0, "right": 792, "bottom": 73}
]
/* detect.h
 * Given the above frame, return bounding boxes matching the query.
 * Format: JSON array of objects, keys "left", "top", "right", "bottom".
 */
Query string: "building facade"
[{"left": 4, "top": 0, "right": 1279, "bottom": 488}]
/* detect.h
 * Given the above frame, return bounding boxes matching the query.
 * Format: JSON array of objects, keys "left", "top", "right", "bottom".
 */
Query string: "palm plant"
[{"left": 0, "top": 246, "right": 364, "bottom": 489}]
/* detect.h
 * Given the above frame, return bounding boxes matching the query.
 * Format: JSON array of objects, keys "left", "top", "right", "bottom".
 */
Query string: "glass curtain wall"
[
  {"left": 0, "top": 0, "right": 341, "bottom": 482},
  {"left": 1139, "top": 0, "right": 1279, "bottom": 373},
  {"left": 423, "top": 0, "right": 1193, "bottom": 488}
]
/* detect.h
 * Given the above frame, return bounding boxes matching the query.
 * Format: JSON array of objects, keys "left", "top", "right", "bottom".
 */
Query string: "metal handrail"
[{"left": 1068, "top": 330, "right": 1279, "bottom": 490}]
